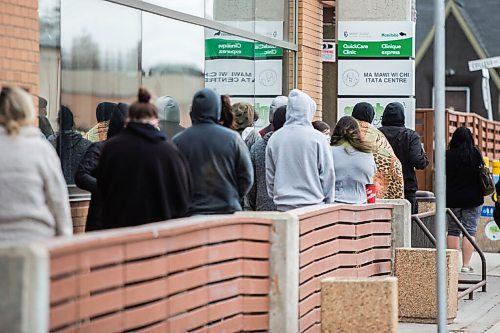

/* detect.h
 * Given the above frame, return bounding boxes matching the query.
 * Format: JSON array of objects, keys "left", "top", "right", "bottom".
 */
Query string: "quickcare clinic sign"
[{"left": 338, "top": 21, "right": 415, "bottom": 58}]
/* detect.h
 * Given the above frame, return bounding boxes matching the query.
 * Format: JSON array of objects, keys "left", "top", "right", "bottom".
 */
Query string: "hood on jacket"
[
  {"left": 381, "top": 102, "right": 405, "bottom": 127},
  {"left": 272, "top": 105, "right": 287, "bottom": 131},
  {"left": 352, "top": 102, "right": 375, "bottom": 123},
  {"left": 156, "top": 96, "right": 180, "bottom": 123},
  {"left": 107, "top": 104, "right": 128, "bottom": 138},
  {"left": 127, "top": 122, "right": 166, "bottom": 142},
  {"left": 284, "top": 89, "right": 316, "bottom": 126},
  {"left": 58, "top": 106, "right": 74, "bottom": 131},
  {"left": 190, "top": 88, "right": 221, "bottom": 125},
  {"left": 96, "top": 102, "right": 116, "bottom": 122},
  {"left": 269, "top": 96, "right": 288, "bottom": 122},
  {"left": 233, "top": 102, "right": 255, "bottom": 131}
]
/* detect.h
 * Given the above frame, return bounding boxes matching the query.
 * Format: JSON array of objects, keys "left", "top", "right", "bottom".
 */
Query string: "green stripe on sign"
[
  {"left": 338, "top": 37, "right": 413, "bottom": 58},
  {"left": 205, "top": 39, "right": 283, "bottom": 59},
  {"left": 205, "top": 39, "right": 255, "bottom": 58}
]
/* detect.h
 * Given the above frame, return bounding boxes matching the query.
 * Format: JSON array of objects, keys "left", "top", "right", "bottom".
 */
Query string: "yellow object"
[
  {"left": 492, "top": 160, "right": 500, "bottom": 175},
  {"left": 484, "top": 156, "right": 490, "bottom": 168}
]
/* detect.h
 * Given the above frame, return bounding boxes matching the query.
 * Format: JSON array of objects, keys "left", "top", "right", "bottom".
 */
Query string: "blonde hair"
[{"left": 0, "top": 86, "right": 36, "bottom": 135}]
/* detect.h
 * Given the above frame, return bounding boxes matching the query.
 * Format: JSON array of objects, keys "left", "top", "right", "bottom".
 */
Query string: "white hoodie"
[{"left": 265, "top": 89, "right": 335, "bottom": 211}]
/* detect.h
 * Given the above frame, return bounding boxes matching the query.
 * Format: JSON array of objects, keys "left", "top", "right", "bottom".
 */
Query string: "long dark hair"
[
  {"left": 330, "top": 116, "right": 373, "bottom": 153},
  {"left": 220, "top": 95, "right": 236, "bottom": 130},
  {"left": 448, "top": 127, "right": 482, "bottom": 168}
]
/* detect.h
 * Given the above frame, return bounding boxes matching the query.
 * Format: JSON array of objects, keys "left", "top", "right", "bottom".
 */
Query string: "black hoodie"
[
  {"left": 96, "top": 120, "right": 191, "bottom": 229},
  {"left": 173, "top": 88, "right": 253, "bottom": 215},
  {"left": 379, "top": 102, "right": 429, "bottom": 195}
]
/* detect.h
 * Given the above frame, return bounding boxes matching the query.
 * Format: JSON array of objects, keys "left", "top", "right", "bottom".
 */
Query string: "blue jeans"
[{"left": 447, "top": 206, "right": 481, "bottom": 237}]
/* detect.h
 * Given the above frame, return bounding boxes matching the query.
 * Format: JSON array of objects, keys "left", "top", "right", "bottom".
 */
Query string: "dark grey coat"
[{"left": 247, "top": 132, "right": 276, "bottom": 211}]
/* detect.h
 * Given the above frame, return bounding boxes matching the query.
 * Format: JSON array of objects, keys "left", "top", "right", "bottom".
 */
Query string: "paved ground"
[{"left": 399, "top": 252, "right": 500, "bottom": 333}]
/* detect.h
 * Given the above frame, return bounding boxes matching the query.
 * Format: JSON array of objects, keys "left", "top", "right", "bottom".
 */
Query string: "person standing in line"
[
  {"left": 0, "top": 86, "right": 72, "bottom": 241},
  {"left": 259, "top": 96, "right": 288, "bottom": 137},
  {"left": 330, "top": 116, "right": 376, "bottom": 204},
  {"left": 97, "top": 88, "right": 191, "bottom": 229},
  {"left": 75, "top": 103, "right": 127, "bottom": 232},
  {"left": 266, "top": 89, "right": 335, "bottom": 211},
  {"left": 247, "top": 105, "right": 287, "bottom": 211},
  {"left": 48, "top": 106, "right": 91, "bottom": 184},
  {"left": 85, "top": 102, "right": 116, "bottom": 142},
  {"left": 38, "top": 96, "right": 54, "bottom": 138},
  {"left": 219, "top": 95, "right": 237, "bottom": 130},
  {"left": 233, "top": 102, "right": 261, "bottom": 149},
  {"left": 173, "top": 88, "right": 253, "bottom": 215},
  {"left": 312, "top": 120, "right": 331, "bottom": 142},
  {"left": 352, "top": 102, "right": 404, "bottom": 200},
  {"left": 379, "top": 102, "right": 428, "bottom": 213},
  {"left": 446, "top": 127, "right": 484, "bottom": 273},
  {"left": 156, "top": 95, "right": 185, "bottom": 138}
]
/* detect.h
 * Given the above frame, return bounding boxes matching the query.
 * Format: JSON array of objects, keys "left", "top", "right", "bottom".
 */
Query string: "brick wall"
[
  {"left": 0, "top": 0, "right": 39, "bottom": 97},
  {"left": 70, "top": 200, "right": 90, "bottom": 234},
  {"left": 298, "top": 0, "right": 323, "bottom": 119}
]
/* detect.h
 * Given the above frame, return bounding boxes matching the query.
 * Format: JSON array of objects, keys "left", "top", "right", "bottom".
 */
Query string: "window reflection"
[
  {"left": 205, "top": 29, "right": 288, "bottom": 129},
  {"left": 211, "top": 0, "right": 292, "bottom": 42},
  {"left": 58, "top": 0, "right": 141, "bottom": 184},
  {"left": 142, "top": 12, "right": 205, "bottom": 130},
  {"left": 141, "top": 0, "right": 204, "bottom": 18},
  {"left": 39, "top": 0, "right": 60, "bottom": 137}
]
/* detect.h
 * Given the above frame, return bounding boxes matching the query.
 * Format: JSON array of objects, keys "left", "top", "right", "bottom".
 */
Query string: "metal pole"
[{"left": 434, "top": 0, "right": 448, "bottom": 332}]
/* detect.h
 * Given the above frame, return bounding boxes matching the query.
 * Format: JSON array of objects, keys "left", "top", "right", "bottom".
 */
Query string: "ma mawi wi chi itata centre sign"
[
  {"left": 338, "top": 59, "right": 415, "bottom": 96},
  {"left": 338, "top": 21, "right": 415, "bottom": 58}
]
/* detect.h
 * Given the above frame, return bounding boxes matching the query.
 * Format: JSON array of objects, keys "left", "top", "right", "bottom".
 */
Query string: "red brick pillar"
[
  {"left": 0, "top": 1, "right": 39, "bottom": 97},
  {"left": 297, "top": 0, "right": 323, "bottom": 118}
]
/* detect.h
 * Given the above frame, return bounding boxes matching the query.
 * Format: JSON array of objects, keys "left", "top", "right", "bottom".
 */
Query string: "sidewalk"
[{"left": 399, "top": 252, "right": 500, "bottom": 333}]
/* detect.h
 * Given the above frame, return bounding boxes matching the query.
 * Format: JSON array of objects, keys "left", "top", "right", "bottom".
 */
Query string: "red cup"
[{"left": 366, "top": 184, "right": 376, "bottom": 204}]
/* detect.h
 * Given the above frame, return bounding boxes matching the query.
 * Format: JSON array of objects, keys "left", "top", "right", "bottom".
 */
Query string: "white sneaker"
[{"left": 461, "top": 266, "right": 474, "bottom": 273}]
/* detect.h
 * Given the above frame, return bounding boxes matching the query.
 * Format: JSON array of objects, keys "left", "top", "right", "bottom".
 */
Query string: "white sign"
[
  {"left": 338, "top": 59, "right": 415, "bottom": 96},
  {"left": 337, "top": 97, "right": 416, "bottom": 129},
  {"left": 205, "top": 59, "right": 282, "bottom": 96},
  {"left": 322, "top": 41, "right": 336, "bottom": 62},
  {"left": 468, "top": 56, "right": 500, "bottom": 71}
]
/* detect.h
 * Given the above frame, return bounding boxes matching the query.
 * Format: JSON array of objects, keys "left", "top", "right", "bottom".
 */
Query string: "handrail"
[{"left": 410, "top": 207, "right": 487, "bottom": 300}]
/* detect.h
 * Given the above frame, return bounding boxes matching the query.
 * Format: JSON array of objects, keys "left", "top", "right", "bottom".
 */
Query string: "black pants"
[{"left": 405, "top": 194, "right": 418, "bottom": 215}]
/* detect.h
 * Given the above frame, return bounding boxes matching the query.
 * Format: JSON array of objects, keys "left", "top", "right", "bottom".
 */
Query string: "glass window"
[
  {"left": 39, "top": 0, "right": 61, "bottom": 139},
  {"left": 205, "top": 29, "right": 293, "bottom": 129},
  {"left": 57, "top": 0, "right": 141, "bottom": 185},
  {"left": 141, "top": 0, "right": 205, "bottom": 18},
  {"left": 38, "top": 0, "right": 296, "bottom": 190},
  {"left": 142, "top": 12, "right": 205, "bottom": 130},
  {"left": 210, "top": 0, "right": 293, "bottom": 42}
]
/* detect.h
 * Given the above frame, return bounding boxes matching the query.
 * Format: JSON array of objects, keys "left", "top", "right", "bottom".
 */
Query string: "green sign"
[
  {"left": 337, "top": 21, "right": 415, "bottom": 58},
  {"left": 205, "top": 38, "right": 283, "bottom": 59},
  {"left": 338, "top": 38, "right": 413, "bottom": 58}
]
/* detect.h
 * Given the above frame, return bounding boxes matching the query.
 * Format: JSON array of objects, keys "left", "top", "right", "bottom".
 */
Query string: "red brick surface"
[{"left": 0, "top": 0, "right": 38, "bottom": 97}]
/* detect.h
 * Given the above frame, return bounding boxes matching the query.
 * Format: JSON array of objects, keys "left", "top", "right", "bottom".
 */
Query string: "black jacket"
[
  {"left": 446, "top": 149, "right": 484, "bottom": 208},
  {"left": 173, "top": 88, "right": 253, "bottom": 215},
  {"left": 379, "top": 103, "right": 428, "bottom": 195},
  {"left": 75, "top": 107, "right": 127, "bottom": 231},
  {"left": 75, "top": 141, "right": 104, "bottom": 231},
  {"left": 97, "top": 122, "right": 191, "bottom": 229}
]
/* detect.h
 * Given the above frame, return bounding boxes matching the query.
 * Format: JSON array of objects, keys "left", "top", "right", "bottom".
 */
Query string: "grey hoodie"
[{"left": 265, "top": 89, "right": 335, "bottom": 211}]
